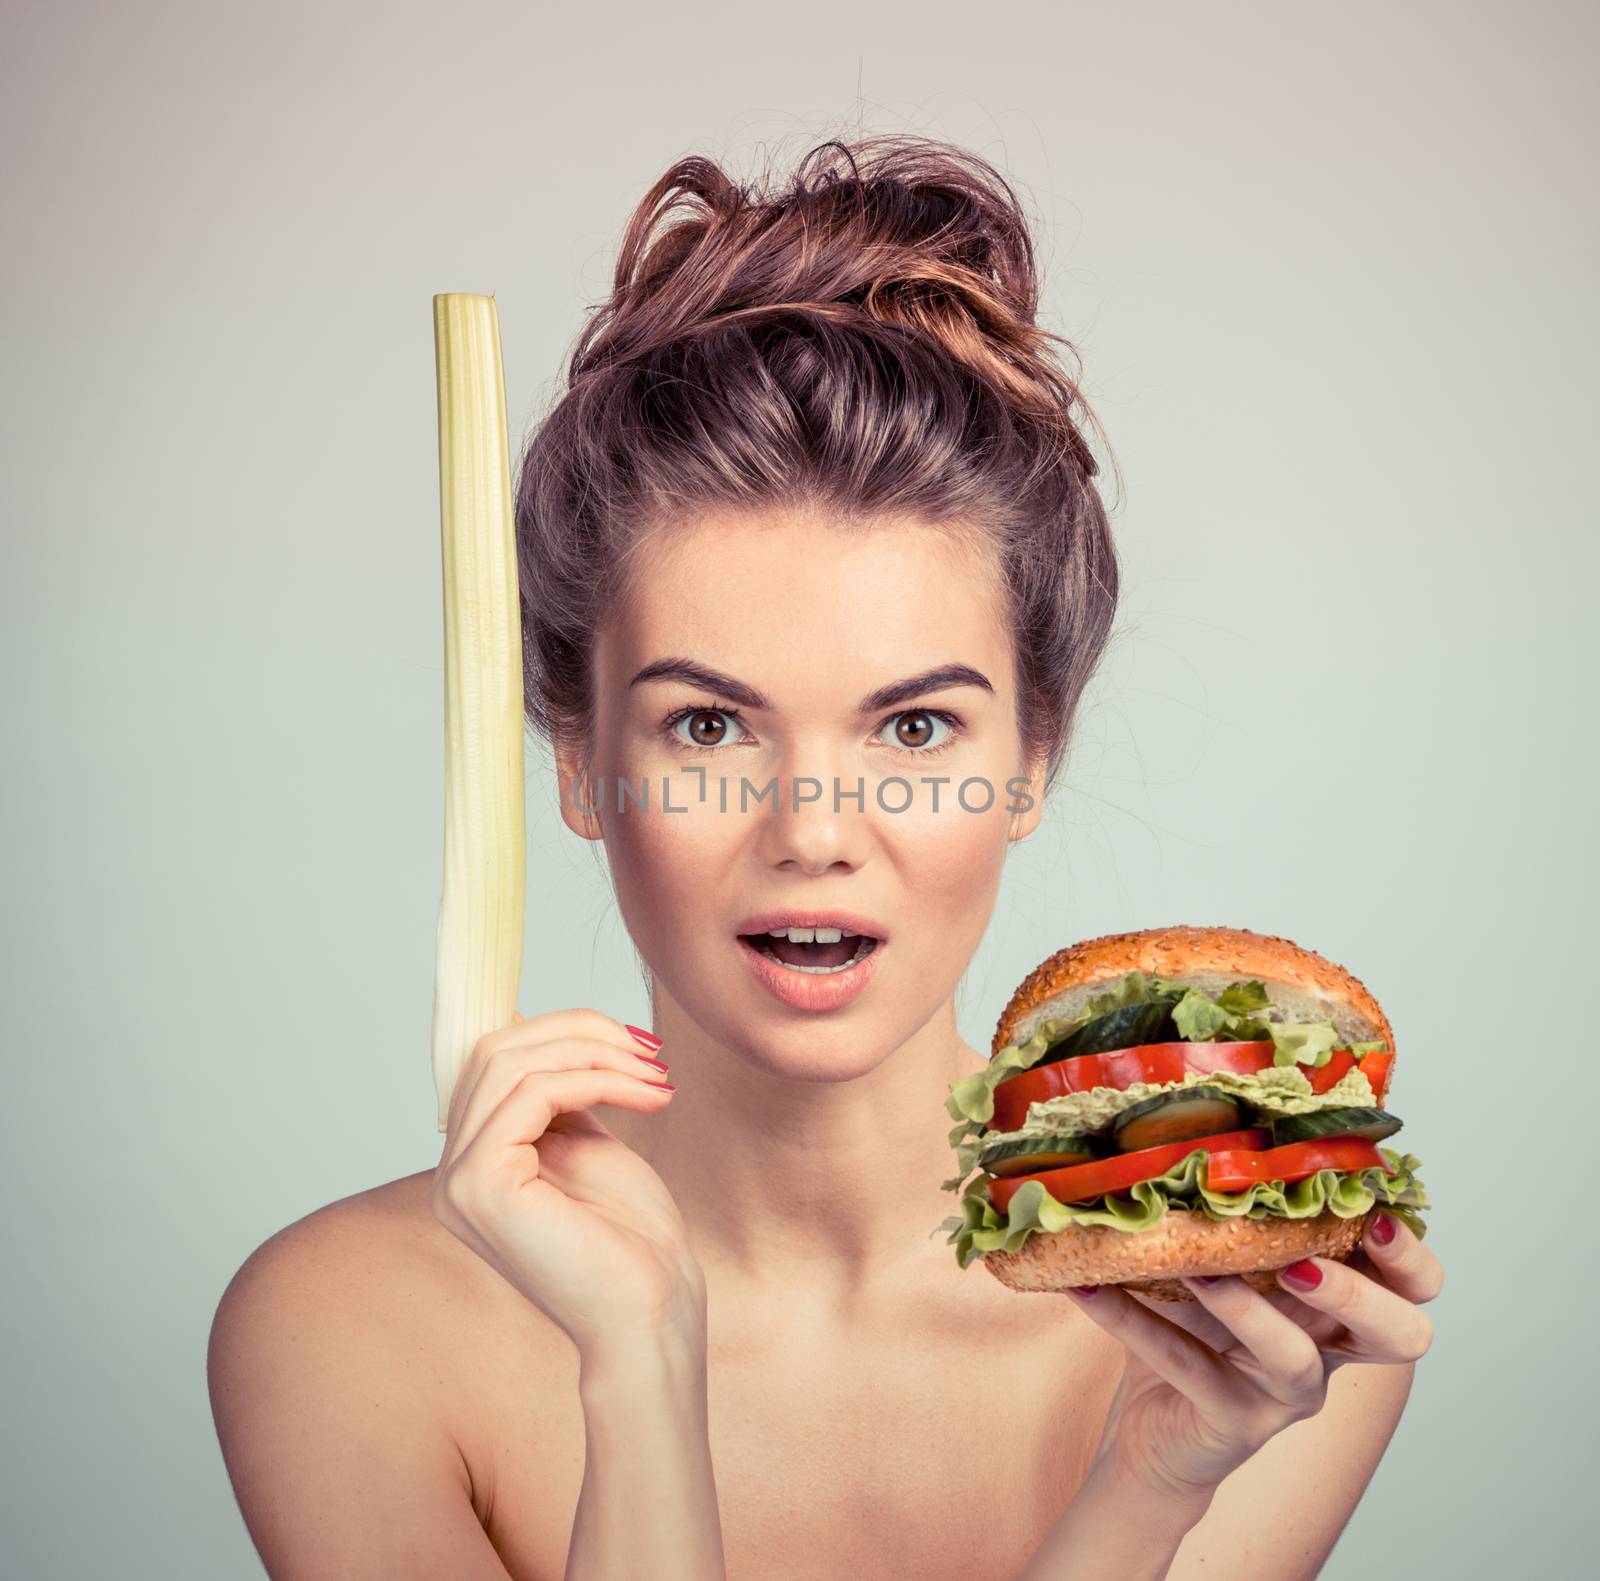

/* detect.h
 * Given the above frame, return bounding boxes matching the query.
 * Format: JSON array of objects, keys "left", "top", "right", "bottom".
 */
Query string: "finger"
[
  {"left": 1128, "top": 1277, "right": 1339, "bottom": 1350},
  {"left": 448, "top": 1008, "right": 662, "bottom": 1140},
  {"left": 448, "top": 1007, "right": 654, "bottom": 1136},
  {"left": 454, "top": 1066, "right": 676, "bottom": 1188},
  {"left": 1177, "top": 1275, "right": 1328, "bottom": 1412},
  {"left": 1064, "top": 1285, "right": 1242, "bottom": 1416},
  {"left": 1185, "top": 1241, "right": 1407, "bottom": 1356},
  {"left": 467, "top": 1030, "right": 669, "bottom": 1122},
  {"left": 441, "top": 1004, "right": 528, "bottom": 1139},
  {"left": 1273, "top": 1252, "right": 1435, "bottom": 1366},
  {"left": 1358, "top": 1209, "right": 1444, "bottom": 1305},
  {"left": 1125, "top": 1288, "right": 1238, "bottom": 1351},
  {"left": 444, "top": 1039, "right": 674, "bottom": 1169}
]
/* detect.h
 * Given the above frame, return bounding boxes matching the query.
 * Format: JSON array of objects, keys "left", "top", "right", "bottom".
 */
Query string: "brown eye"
[
  {"left": 670, "top": 709, "right": 742, "bottom": 749},
  {"left": 880, "top": 710, "right": 952, "bottom": 751}
]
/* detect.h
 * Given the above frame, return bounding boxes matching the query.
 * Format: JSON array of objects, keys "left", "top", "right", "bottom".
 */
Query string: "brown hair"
[{"left": 514, "top": 133, "right": 1122, "bottom": 799}]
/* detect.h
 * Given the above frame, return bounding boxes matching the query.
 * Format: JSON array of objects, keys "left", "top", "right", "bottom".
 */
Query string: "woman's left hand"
[{"left": 1065, "top": 1208, "right": 1443, "bottom": 1508}]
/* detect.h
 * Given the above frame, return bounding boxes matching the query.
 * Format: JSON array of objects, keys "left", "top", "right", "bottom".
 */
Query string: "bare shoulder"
[
  {"left": 207, "top": 1169, "right": 528, "bottom": 1579},
  {"left": 211, "top": 1170, "right": 457, "bottom": 1345}
]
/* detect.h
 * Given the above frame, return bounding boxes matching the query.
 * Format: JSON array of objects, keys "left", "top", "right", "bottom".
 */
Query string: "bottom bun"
[{"left": 983, "top": 1208, "right": 1375, "bottom": 1303}]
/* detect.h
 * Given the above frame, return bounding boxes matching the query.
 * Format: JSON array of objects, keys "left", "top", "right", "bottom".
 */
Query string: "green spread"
[{"left": 1011, "top": 1064, "right": 1377, "bottom": 1136}]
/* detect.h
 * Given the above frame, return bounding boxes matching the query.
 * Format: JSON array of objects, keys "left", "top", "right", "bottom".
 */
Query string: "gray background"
[{"left": 5, "top": 0, "right": 1594, "bottom": 1575}]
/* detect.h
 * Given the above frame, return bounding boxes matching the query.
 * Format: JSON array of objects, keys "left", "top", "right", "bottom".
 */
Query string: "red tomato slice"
[
  {"left": 989, "top": 1041, "right": 1387, "bottom": 1132},
  {"left": 1298, "top": 1048, "right": 1392, "bottom": 1102},
  {"left": 1203, "top": 1135, "right": 1388, "bottom": 1192},
  {"left": 1357, "top": 1050, "right": 1394, "bottom": 1106},
  {"left": 990, "top": 1042, "right": 1276, "bottom": 1133},
  {"left": 1303, "top": 1048, "right": 1355, "bottom": 1094},
  {"left": 986, "top": 1127, "right": 1271, "bottom": 1214}
]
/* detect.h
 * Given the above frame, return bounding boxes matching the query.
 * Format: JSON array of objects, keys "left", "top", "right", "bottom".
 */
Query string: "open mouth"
[{"left": 737, "top": 930, "right": 881, "bottom": 975}]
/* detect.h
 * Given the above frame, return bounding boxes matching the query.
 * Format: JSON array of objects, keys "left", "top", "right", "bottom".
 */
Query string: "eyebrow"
[{"left": 628, "top": 657, "right": 996, "bottom": 714}]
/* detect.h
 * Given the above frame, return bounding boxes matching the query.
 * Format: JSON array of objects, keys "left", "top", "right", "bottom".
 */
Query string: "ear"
[
  {"left": 1006, "top": 755, "right": 1049, "bottom": 843},
  {"left": 554, "top": 735, "right": 604, "bottom": 842}
]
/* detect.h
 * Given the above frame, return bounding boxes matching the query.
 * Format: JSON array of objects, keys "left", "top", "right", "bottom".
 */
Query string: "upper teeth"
[{"left": 766, "top": 925, "right": 855, "bottom": 943}]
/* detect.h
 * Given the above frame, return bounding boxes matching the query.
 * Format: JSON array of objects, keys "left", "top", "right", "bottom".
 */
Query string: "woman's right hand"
[{"left": 429, "top": 1007, "right": 703, "bottom": 1365}]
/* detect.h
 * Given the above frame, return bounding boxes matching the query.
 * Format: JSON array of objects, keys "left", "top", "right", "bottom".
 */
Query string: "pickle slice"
[
  {"left": 1111, "top": 1083, "right": 1245, "bottom": 1153},
  {"left": 1269, "top": 1106, "right": 1402, "bottom": 1146},
  {"left": 1035, "top": 1001, "right": 1178, "bottom": 1068},
  {"left": 977, "top": 1133, "right": 1100, "bottom": 1178}
]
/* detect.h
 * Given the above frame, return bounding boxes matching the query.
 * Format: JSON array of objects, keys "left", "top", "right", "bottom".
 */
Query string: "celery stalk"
[{"left": 429, "top": 293, "right": 525, "bottom": 1132}]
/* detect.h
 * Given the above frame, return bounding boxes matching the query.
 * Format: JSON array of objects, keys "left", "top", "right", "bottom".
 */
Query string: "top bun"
[{"left": 992, "top": 924, "right": 1394, "bottom": 1061}]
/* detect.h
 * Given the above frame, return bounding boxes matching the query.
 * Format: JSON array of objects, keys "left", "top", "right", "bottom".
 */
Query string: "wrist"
[
  {"left": 578, "top": 1320, "right": 708, "bottom": 1398},
  {"left": 1017, "top": 1453, "right": 1215, "bottom": 1581},
  {"left": 568, "top": 1315, "right": 725, "bottom": 1580},
  {"left": 1082, "top": 1450, "right": 1217, "bottom": 1531}
]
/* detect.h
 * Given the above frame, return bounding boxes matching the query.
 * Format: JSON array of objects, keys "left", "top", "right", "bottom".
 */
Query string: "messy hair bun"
[{"left": 516, "top": 133, "right": 1121, "bottom": 796}]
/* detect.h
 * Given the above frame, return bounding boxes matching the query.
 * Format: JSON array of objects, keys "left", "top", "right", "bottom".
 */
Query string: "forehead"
[{"left": 602, "top": 508, "right": 1011, "bottom": 694}]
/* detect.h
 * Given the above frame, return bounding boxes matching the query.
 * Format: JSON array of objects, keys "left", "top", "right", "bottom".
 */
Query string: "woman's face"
[{"left": 560, "top": 507, "right": 1045, "bottom": 1080}]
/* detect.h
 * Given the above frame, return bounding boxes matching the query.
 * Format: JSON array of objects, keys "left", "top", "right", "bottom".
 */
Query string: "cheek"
[
  {"left": 599, "top": 789, "right": 740, "bottom": 946},
  {"left": 881, "top": 784, "right": 1011, "bottom": 934}
]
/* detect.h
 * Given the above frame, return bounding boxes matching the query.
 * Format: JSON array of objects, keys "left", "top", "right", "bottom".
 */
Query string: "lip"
[
  {"left": 735, "top": 932, "right": 885, "bottom": 1013},
  {"left": 733, "top": 909, "right": 890, "bottom": 941}
]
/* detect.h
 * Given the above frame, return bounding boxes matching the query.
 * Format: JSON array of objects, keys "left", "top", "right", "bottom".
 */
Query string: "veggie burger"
[{"left": 940, "top": 925, "right": 1430, "bottom": 1302}]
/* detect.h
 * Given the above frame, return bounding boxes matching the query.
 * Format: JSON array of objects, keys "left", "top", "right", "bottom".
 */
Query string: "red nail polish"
[
  {"left": 641, "top": 1078, "right": 676, "bottom": 1092},
  {"left": 1192, "top": 1275, "right": 1221, "bottom": 1287},
  {"left": 635, "top": 1053, "right": 669, "bottom": 1073},
  {"left": 1371, "top": 1211, "right": 1396, "bottom": 1246},
  {"left": 1068, "top": 1284, "right": 1098, "bottom": 1297},
  {"left": 625, "top": 1023, "right": 663, "bottom": 1051},
  {"left": 1281, "top": 1259, "right": 1323, "bottom": 1289}
]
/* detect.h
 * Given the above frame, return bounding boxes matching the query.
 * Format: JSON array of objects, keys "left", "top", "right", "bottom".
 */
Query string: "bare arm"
[
  {"left": 1163, "top": 1359, "right": 1414, "bottom": 1579},
  {"left": 569, "top": 1331, "right": 726, "bottom": 1581},
  {"left": 1018, "top": 1359, "right": 1413, "bottom": 1581},
  {"left": 1016, "top": 1457, "right": 1215, "bottom": 1581},
  {"left": 428, "top": 1006, "right": 726, "bottom": 1576},
  {"left": 207, "top": 1226, "right": 513, "bottom": 1580},
  {"left": 1015, "top": 1208, "right": 1439, "bottom": 1581}
]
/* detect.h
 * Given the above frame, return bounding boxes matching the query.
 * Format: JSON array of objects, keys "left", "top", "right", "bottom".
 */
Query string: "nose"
[{"left": 750, "top": 767, "right": 875, "bottom": 875}]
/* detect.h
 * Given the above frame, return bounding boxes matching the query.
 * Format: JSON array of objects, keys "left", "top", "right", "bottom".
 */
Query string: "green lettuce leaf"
[
  {"left": 944, "top": 1014, "right": 1084, "bottom": 1128},
  {"left": 936, "top": 1145, "right": 1430, "bottom": 1270},
  {"left": 945, "top": 969, "right": 1180, "bottom": 1133}
]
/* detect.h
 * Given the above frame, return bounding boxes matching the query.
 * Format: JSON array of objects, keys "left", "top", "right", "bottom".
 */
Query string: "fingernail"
[
  {"left": 1192, "top": 1275, "right": 1221, "bottom": 1287},
  {"left": 626, "top": 1023, "right": 663, "bottom": 1051},
  {"left": 1068, "top": 1284, "right": 1098, "bottom": 1297},
  {"left": 1281, "top": 1259, "right": 1323, "bottom": 1289},
  {"left": 635, "top": 1053, "right": 670, "bottom": 1073},
  {"left": 1371, "top": 1211, "right": 1396, "bottom": 1246},
  {"left": 641, "top": 1077, "right": 676, "bottom": 1091}
]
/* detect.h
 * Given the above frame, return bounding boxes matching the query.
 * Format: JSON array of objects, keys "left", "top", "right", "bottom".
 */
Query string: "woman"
[{"left": 208, "top": 135, "right": 1441, "bottom": 1580}]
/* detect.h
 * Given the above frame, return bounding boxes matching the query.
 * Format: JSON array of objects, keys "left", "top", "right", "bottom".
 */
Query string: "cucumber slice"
[
  {"left": 1035, "top": 1001, "right": 1178, "bottom": 1067},
  {"left": 1111, "top": 1084, "right": 1246, "bottom": 1153},
  {"left": 977, "top": 1133, "right": 1099, "bottom": 1177},
  {"left": 1270, "top": 1107, "right": 1402, "bottom": 1146}
]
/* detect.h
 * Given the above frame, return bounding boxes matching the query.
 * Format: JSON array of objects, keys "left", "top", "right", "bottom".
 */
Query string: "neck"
[{"left": 606, "top": 994, "right": 989, "bottom": 1307}]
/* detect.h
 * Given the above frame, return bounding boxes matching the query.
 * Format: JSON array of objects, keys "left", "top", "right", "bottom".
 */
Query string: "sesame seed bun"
[
  {"left": 980, "top": 925, "right": 1393, "bottom": 1302},
  {"left": 983, "top": 1204, "right": 1375, "bottom": 1302},
  {"left": 993, "top": 924, "right": 1394, "bottom": 1060}
]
